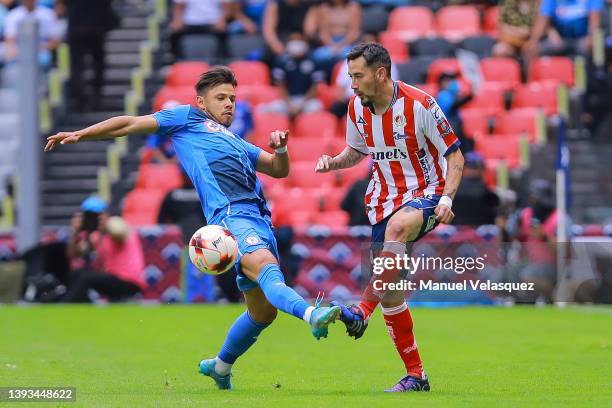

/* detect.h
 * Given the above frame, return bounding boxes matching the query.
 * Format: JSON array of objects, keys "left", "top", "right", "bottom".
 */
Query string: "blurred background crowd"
[{"left": 0, "top": 0, "right": 611, "bottom": 306}]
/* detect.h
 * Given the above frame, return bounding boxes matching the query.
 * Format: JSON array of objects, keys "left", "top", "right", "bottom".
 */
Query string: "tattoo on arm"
[{"left": 333, "top": 147, "right": 365, "bottom": 170}]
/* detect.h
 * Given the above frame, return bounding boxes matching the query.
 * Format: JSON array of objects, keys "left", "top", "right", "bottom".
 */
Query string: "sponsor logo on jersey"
[
  {"left": 416, "top": 148, "right": 432, "bottom": 184},
  {"left": 204, "top": 119, "right": 233, "bottom": 136},
  {"left": 369, "top": 148, "right": 408, "bottom": 161},
  {"left": 428, "top": 105, "right": 453, "bottom": 138},
  {"left": 393, "top": 132, "right": 408, "bottom": 140}
]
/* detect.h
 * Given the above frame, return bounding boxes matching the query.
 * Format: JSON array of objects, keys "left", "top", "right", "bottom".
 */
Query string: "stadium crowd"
[{"left": 1, "top": 0, "right": 611, "bottom": 305}]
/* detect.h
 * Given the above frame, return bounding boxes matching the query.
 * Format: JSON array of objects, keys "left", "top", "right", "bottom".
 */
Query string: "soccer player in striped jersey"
[{"left": 315, "top": 43, "right": 465, "bottom": 392}]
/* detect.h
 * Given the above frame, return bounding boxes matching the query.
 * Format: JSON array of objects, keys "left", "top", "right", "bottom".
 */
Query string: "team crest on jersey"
[
  {"left": 393, "top": 114, "right": 406, "bottom": 128},
  {"left": 245, "top": 236, "right": 260, "bottom": 245}
]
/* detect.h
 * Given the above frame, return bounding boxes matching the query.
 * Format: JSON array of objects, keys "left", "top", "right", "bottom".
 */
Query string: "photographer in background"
[{"left": 63, "top": 196, "right": 145, "bottom": 303}]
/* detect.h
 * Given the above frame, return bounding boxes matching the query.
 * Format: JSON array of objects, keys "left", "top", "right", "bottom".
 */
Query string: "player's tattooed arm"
[
  {"left": 45, "top": 115, "right": 159, "bottom": 151},
  {"left": 442, "top": 149, "right": 464, "bottom": 199},
  {"left": 315, "top": 146, "right": 366, "bottom": 173}
]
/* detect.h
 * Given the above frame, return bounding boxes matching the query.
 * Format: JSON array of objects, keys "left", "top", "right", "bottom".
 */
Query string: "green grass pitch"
[{"left": 1, "top": 305, "right": 610, "bottom": 407}]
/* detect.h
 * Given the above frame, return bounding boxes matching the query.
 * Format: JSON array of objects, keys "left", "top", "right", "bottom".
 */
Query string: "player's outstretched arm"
[
  {"left": 44, "top": 115, "right": 159, "bottom": 152},
  {"left": 315, "top": 146, "right": 366, "bottom": 173},
  {"left": 256, "top": 129, "right": 290, "bottom": 178},
  {"left": 435, "top": 149, "right": 464, "bottom": 224}
]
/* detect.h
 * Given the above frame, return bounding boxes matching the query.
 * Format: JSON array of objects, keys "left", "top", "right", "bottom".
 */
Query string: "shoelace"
[{"left": 314, "top": 291, "right": 325, "bottom": 308}]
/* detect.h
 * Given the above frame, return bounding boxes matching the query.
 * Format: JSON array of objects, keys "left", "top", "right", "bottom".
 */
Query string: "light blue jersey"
[
  {"left": 153, "top": 104, "right": 270, "bottom": 224},
  {"left": 153, "top": 104, "right": 277, "bottom": 292}
]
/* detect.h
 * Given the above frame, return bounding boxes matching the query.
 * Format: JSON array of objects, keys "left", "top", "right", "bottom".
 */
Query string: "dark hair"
[
  {"left": 346, "top": 42, "right": 392, "bottom": 78},
  {"left": 195, "top": 66, "right": 237, "bottom": 95}
]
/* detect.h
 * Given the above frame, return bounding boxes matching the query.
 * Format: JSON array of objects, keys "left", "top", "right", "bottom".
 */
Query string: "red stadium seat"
[
  {"left": 480, "top": 57, "right": 521, "bottom": 89},
  {"left": 379, "top": 31, "right": 409, "bottom": 63},
  {"left": 494, "top": 108, "right": 539, "bottom": 143},
  {"left": 436, "top": 6, "right": 481, "bottom": 41},
  {"left": 293, "top": 111, "right": 338, "bottom": 139},
  {"left": 474, "top": 133, "right": 522, "bottom": 168},
  {"left": 483, "top": 6, "right": 499, "bottom": 37},
  {"left": 462, "top": 82, "right": 506, "bottom": 114},
  {"left": 228, "top": 61, "right": 270, "bottom": 86},
  {"left": 312, "top": 211, "right": 349, "bottom": 227},
  {"left": 153, "top": 86, "right": 195, "bottom": 112},
  {"left": 275, "top": 187, "right": 321, "bottom": 214},
  {"left": 414, "top": 83, "right": 439, "bottom": 96},
  {"left": 319, "top": 186, "right": 347, "bottom": 212},
  {"left": 460, "top": 108, "right": 491, "bottom": 138},
  {"left": 483, "top": 161, "right": 498, "bottom": 189},
  {"left": 122, "top": 189, "right": 166, "bottom": 225},
  {"left": 236, "top": 85, "right": 282, "bottom": 106},
  {"left": 427, "top": 58, "right": 462, "bottom": 84},
  {"left": 166, "top": 62, "right": 210, "bottom": 87},
  {"left": 512, "top": 82, "right": 558, "bottom": 115},
  {"left": 316, "top": 83, "right": 343, "bottom": 110},
  {"left": 387, "top": 7, "right": 435, "bottom": 41},
  {"left": 288, "top": 161, "right": 335, "bottom": 188},
  {"left": 252, "top": 112, "right": 290, "bottom": 148},
  {"left": 529, "top": 57, "right": 574, "bottom": 86},
  {"left": 135, "top": 164, "right": 183, "bottom": 192}
]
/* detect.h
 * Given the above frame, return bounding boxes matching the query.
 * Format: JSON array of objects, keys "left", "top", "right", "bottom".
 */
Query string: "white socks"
[
  {"left": 302, "top": 306, "right": 315, "bottom": 323},
  {"left": 214, "top": 356, "right": 233, "bottom": 376}
]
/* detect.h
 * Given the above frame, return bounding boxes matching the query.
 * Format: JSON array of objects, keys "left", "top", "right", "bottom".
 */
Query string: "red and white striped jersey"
[{"left": 346, "top": 81, "right": 460, "bottom": 225}]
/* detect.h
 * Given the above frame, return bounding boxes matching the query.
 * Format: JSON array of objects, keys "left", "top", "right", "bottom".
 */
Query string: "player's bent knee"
[
  {"left": 240, "top": 249, "right": 278, "bottom": 281},
  {"left": 385, "top": 210, "right": 423, "bottom": 242}
]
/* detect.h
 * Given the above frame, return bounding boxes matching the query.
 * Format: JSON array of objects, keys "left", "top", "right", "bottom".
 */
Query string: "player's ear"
[{"left": 196, "top": 94, "right": 206, "bottom": 109}]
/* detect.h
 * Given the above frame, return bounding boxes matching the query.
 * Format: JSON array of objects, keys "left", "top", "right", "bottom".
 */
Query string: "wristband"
[
  {"left": 439, "top": 195, "right": 453, "bottom": 209},
  {"left": 274, "top": 146, "right": 287, "bottom": 154}
]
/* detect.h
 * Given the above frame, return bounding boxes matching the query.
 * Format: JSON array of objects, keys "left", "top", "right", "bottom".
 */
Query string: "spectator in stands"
[
  {"left": 436, "top": 71, "right": 473, "bottom": 151},
  {"left": 524, "top": 0, "right": 604, "bottom": 59},
  {"left": 228, "top": 100, "right": 254, "bottom": 139},
  {"left": 3, "top": 0, "right": 61, "bottom": 69},
  {"left": 516, "top": 179, "right": 559, "bottom": 303},
  {"left": 145, "top": 133, "right": 177, "bottom": 164},
  {"left": 170, "top": 0, "right": 232, "bottom": 60},
  {"left": 262, "top": 0, "right": 316, "bottom": 63},
  {"left": 341, "top": 174, "right": 370, "bottom": 226},
  {"left": 452, "top": 152, "right": 500, "bottom": 226},
  {"left": 227, "top": 0, "right": 266, "bottom": 34},
  {"left": 63, "top": 196, "right": 145, "bottom": 302},
  {"left": 493, "top": 0, "right": 538, "bottom": 58},
  {"left": 267, "top": 32, "right": 324, "bottom": 117},
  {"left": 310, "top": 0, "right": 362, "bottom": 68},
  {"left": 63, "top": 0, "right": 117, "bottom": 112}
]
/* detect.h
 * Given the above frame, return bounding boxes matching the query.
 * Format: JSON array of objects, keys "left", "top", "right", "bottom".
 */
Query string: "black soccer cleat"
[{"left": 329, "top": 301, "right": 368, "bottom": 339}]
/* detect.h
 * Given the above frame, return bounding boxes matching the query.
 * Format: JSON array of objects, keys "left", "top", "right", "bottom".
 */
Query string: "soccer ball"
[{"left": 188, "top": 225, "right": 238, "bottom": 275}]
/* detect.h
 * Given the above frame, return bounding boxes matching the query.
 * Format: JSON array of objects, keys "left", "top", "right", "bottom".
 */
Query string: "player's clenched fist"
[
  {"left": 44, "top": 132, "right": 81, "bottom": 152},
  {"left": 315, "top": 155, "right": 334, "bottom": 173},
  {"left": 434, "top": 203, "right": 455, "bottom": 224},
  {"left": 268, "top": 130, "right": 289, "bottom": 150}
]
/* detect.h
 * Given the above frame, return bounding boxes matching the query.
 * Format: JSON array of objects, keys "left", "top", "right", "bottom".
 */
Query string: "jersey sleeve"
[
  {"left": 152, "top": 105, "right": 190, "bottom": 137},
  {"left": 419, "top": 97, "right": 460, "bottom": 157},
  {"left": 346, "top": 111, "right": 368, "bottom": 155},
  {"left": 239, "top": 138, "right": 263, "bottom": 167}
]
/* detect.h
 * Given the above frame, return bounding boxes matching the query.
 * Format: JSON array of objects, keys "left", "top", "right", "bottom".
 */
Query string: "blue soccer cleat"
[
  {"left": 309, "top": 305, "right": 341, "bottom": 340},
  {"left": 198, "top": 358, "right": 232, "bottom": 390},
  {"left": 384, "top": 374, "right": 430, "bottom": 392},
  {"left": 330, "top": 301, "right": 368, "bottom": 340}
]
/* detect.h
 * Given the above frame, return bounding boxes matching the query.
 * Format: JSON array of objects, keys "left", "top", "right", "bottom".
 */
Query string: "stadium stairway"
[
  {"left": 41, "top": 2, "right": 154, "bottom": 227},
  {"left": 529, "top": 140, "right": 612, "bottom": 224}
]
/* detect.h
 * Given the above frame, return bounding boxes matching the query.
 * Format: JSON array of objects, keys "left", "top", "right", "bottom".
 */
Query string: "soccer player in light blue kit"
[{"left": 45, "top": 66, "right": 341, "bottom": 390}]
